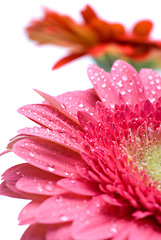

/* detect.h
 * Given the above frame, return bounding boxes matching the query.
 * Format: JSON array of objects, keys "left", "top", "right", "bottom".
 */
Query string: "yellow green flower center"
[{"left": 141, "top": 144, "right": 161, "bottom": 182}]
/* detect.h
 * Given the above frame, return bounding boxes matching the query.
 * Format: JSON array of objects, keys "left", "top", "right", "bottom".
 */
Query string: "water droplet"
[
  {"left": 120, "top": 90, "right": 126, "bottom": 96},
  {"left": 157, "top": 86, "right": 161, "bottom": 90},
  {"left": 156, "top": 79, "right": 160, "bottom": 84},
  {"left": 122, "top": 75, "right": 128, "bottom": 81},
  {"left": 78, "top": 103, "right": 84, "bottom": 108},
  {"left": 29, "top": 152, "right": 35, "bottom": 157},
  {"left": 47, "top": 163, "right": 55, "bottom": 172},
  {"left": 45, "top": 181, "right": 54, "bottom": 192},
  {"left": 102, "top": 83, "right": 106, "bottom": 88},
  {"left": 60, "top": 215, "right": 69, "bottom": 221},
  {"left": 151, "top": 90, "right": 156, "bottom": 95},
  {"left": 64, "top": 172, "right": 69, "bottom": 176},
  {"left": 150, "top": 81, "right": 154, "bottom": 85},
  {"left": 117, "top": 81, "right": 123, "bottom": 87},
  {"left": 110, "top": 227, "right": 118, "bottom": 233},
  {"left": 37, "top": 184, "right": 43, "bottom": 192},
  {"left": 148, "top": 75, "right": 153, "bottom": 80},
  {"left": 61, "top": 104, "right": 66, "bottom": 109},
  {"left": 139, "top": 87, "right": 144, "bottom": 93}
]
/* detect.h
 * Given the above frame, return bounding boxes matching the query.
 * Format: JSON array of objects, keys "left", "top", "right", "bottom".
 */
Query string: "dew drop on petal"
[
  {"left": 45, "top": 181, "right": 54, "bottom": 192},
  {"left": 46, "top": 163, "right": 55, "bottom": 172},
  {"left": 110, "top": 227, "right": 118, "bottom": 233},
  {"left": 122, "top": 75, "right": 128, "bottom": 81},
  {"left": 29, "top": 152, "right": 35, "bottom": 157},
  {"left": 61, "top": 103, "right": 66, "bottom": 109},
  {"left": 78, "top": 103, "right": 84, "bottom": 108},
  {"left": 64, "top": 171, "right": 69, "bottom": 176},
  {"left": 101, "top": 83, "right": 106, "bottom": 88},
  {"left": 120, "top": 90, "right": 126, "bottom": 96},
  {"left": 60, "top": 215, "right": 69, "bottom": 221},
  {"left": 37, "top": 184, "right": 43, "bottom": 192}
]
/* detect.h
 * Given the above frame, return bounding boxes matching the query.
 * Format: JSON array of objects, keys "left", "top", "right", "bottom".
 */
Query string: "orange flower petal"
[{"left": 133, "top": 20, "right": 153, "bottom": 36}]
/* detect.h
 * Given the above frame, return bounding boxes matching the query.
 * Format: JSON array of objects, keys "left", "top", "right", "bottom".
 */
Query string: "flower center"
[{"left": 139, "top": 144, "right": 161, "bottom": 183}]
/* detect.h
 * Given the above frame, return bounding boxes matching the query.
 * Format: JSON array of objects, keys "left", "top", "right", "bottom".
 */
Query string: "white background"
[{"left": 0, "top": 0, "right": 161, "bottom": 239}]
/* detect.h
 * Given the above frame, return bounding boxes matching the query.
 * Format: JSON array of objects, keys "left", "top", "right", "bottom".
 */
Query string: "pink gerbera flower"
[{"left": 1, "top": 60, "right": 161, "bottom": 239}]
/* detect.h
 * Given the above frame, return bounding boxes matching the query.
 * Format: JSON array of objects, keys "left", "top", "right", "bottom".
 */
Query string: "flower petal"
[
  {"left": 88, "top": 64, "right": 121, "bottom": 107},
  {"left": 110, "top": 60, "right": 146, "bottom": 104},
  {"left": 18, "top": 126, "right": 84, "bottom": 153},
  {"left": 18, "top": 201, "right": 41, "bottom": 225},
  {"left": 18, "top": 104, "right": 81, "bottom": 132},
  {"left": 115, "top": 221, "right": 161, "bottom": 240},
  {"left": 36, "top": 193, "right": 89, "bottom": 224},
  {"left": 46, "top": 223, "right": 72, "bottom": 240},
  {"left": 55, "top": 88, "right": 99, "bottom": 118},
  {"left": 57, "top": 178, "right": 100, "bottom": 196},
  {"left": 133, "top": 20, "right": 153, "bottom": 36},
  {"left": 139, "top": 68, "right": 161, "bottom": 102},
  {"left": 34, "top": 89, "right": 79, "bottom": 124},
  {"left": 16, "top": 175, "right": 67, "bottom": 197},
  {"left": 72, "top": 196, "right": 128, "bottom": 240},
  {"left": 20, "top": 224, "right": 47, "bottom": 240},
  {"left": 52, "top": 52, "right": 86, "bottom": 70},
  {"left": 12, "top": 137, "right": 85, "bottom": 177}
]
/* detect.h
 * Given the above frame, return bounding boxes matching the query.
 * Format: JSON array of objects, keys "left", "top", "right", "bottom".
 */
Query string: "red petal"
[
  {"left": 81, "top": 5, "right": 98, "bottom": 23},
  {"left": 133, "top": 20, "right": 153, "bottom": 36},
  {"left": 52, "top": 52, "right": 85, "bottom": 70},
  {"left": 36, "top": 194, "right": 89, "bottom": 224}
]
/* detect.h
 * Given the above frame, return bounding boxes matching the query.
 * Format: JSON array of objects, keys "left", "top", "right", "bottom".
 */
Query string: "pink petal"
[
  {"left": 88, "top": 64, "right": 121, "bottom": 107},
  {"left": 12, "top": 138, "right": 85, "bottom": 178},
  {"left": 16, "top": 175, "right": 67, "bottom": 197},
  {"left": 34, "top": 89, "right": 79, "bottom": 124},
  {"left": 36, "top": 193, "right": 89, "bottom": 224},
  {"left": 55, "top": 88, "right": 99, "bottom": 118},
  {"left": 57, "top": 178, "right": 100, "bottom": 196},
  {"left": 2, "top": 163, "right": 66, "bottom": 196},
  {"left": 20, "top": 224, "right": 47, "bottom": 240},
  {"left": 72, "top": 196, "right": 128, "bottom": 240},
  {"left": 139, "top": 68, "right": 161, "bottom": 102},
  {"left": 46, "top": 223, "right": 72, "bottom": 240},
  {"left": 0, "top": 181, "right": 22, "bottom": 198},
  {"left": 110, "top": 60, "right": 146, "bottom": 104},
  {"left": 18, "top": 126, "right": 84, "bottom": 153},
  {"left": 18, "top": 201, "right": 41, "bottom": 225},
  {"left": 18, "top": 104, "right": 81, "bottom": 132},
  {"left": 77, "top": 111, "right": 98, "bottom": 132},
  {"left": 121, "top": 221, "right": 161, "bottom": 240}
]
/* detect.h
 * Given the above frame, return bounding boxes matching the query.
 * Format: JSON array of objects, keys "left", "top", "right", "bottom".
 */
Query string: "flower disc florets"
[{"left": 2, "top": 60, "right": 161, "bottom": 239}]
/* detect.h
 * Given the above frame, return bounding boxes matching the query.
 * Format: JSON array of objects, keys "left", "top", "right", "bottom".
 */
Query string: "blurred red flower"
[{"left": 26, "top": 5, "right": 161, "bottom": 71}]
